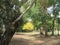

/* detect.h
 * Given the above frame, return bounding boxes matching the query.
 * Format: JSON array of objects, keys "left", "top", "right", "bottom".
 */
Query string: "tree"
[
  {"left": 34, "top": 0, "right": 60, "bottom": 36},
  {"left": 0, "top": 0, "right": 35, "bottom": 45}
]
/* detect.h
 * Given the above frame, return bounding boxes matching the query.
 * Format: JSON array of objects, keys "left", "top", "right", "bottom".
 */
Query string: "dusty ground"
[{"left": 9, "top": 32, "right": 60, "bottom": 45}]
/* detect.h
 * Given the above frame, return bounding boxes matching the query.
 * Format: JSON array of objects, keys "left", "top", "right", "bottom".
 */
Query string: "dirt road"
[{"left": 9, "top": 33, "right": 60, "bottom": 45}]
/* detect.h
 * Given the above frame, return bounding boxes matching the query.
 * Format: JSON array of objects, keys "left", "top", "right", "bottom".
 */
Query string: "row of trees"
[{"left": 22, "top": 0, "right": 60, "bottom": 36}]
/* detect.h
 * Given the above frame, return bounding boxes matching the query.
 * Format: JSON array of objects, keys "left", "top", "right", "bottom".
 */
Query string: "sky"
[{"left": 47, "top": 4, "right": 60, "bottom": 18}]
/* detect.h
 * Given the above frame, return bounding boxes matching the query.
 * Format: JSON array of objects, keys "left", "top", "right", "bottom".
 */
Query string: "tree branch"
[{"left": 12, "top": 0, "right": 35, "bottom": 24}]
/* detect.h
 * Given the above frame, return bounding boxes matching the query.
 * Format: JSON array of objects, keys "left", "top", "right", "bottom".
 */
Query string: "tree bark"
[{"left": 0, "top": 23, "right": 17, "bottom": 45}]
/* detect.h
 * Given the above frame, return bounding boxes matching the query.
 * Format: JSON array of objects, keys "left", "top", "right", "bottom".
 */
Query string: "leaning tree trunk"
[{"left": 0, "top": 23, "right": 17, "bottom": 45}]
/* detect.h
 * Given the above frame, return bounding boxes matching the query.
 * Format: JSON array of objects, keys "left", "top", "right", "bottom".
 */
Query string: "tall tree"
[{"left": 0, "top": 0, "right": 35, "bottom": 45}]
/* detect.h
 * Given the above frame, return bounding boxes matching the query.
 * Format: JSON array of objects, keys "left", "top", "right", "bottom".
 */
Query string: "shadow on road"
[{"left": 9, "top": 34, "right": 60, "bottom": 45}]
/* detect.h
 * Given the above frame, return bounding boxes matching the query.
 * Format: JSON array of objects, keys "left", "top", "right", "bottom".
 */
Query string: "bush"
[{"left": 22, "top": 21, "right": 34, "bottom": 31}]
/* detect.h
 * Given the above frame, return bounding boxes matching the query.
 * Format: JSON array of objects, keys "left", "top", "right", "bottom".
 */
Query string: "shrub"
[{"left": 22, "top": 22, "right": 34, "bottom": 31}]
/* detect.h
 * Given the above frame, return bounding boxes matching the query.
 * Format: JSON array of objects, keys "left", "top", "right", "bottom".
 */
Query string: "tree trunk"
[
  {"left": 0, "top": 23, "right": 17, "bottom": 45},
  {"left": 52, "top": 18, "right": 55, "bottom": 36},
  {"left": 45, "top": 29, "right": 48, "bottom": 37},
  {"left": 40, "top": 27, "right": 44, "bottom": 35},
  {"left": 58, "top": 23, "right": 59, "bottom": 36},
  {"left": 45, "top": 25, "right": 48, "bottom": 37}
]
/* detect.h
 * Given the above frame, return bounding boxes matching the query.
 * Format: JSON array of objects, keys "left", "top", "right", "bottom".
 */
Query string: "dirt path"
[{"left": 9, "top": 33, "right": 60, "bottom": 45}]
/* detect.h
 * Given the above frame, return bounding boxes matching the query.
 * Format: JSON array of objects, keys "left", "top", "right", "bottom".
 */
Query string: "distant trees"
[{"left": 23, "top": 0, "right": 60, "bottom": 36}]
